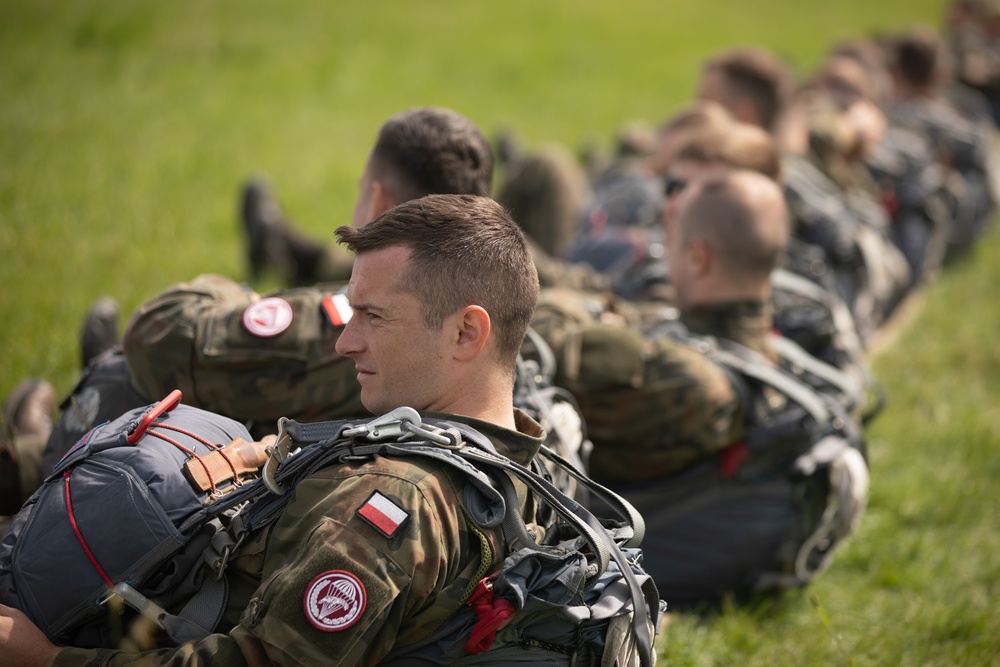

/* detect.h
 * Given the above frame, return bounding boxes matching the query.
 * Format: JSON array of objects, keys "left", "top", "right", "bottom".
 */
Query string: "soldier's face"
[{"left": 336, "top": 246, "right": 455, "bottom": 415}]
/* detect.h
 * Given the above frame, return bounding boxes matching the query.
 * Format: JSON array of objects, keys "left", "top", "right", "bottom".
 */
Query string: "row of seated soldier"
[{"left": 0, "top": 20, "right": 996, "bottom": 633}]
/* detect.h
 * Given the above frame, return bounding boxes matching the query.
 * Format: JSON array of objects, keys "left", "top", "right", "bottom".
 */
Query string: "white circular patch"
[
  {"left": 303, "top": 570, "right": 366, "bottom": 632},
  {"left": 242, "top": 297, "right": 294, "bottom": 337}
]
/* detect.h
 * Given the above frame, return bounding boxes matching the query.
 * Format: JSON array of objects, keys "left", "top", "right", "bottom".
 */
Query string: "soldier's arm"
[
  {"left": 230, "top": 465, "right": 458, "bottom": 666},
  {"left": 123, "top": 274, "right": 363, "bottom": 425}
]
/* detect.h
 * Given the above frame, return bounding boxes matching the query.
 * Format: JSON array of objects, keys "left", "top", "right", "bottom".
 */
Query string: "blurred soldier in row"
[
  {"left": 531, "top": 169, "right": 785, "bottom": 487},
  {"left": 884, "top": 25, "right": 1000, "bottom": 262},
  {"left": 946, "top": 0, "right": 1000, "bottom": 125},
  {"left": 492, "top": 132, "right": 613, "bottom": 292},
  {"left": 823, "top": 39, "right": 953, "bottom": 288},
  {"left": 696, "top": 46, "right": 910, "bottom": 342},
  {"left": 532, "top": 169, "right": 868, "bottom": 607}
]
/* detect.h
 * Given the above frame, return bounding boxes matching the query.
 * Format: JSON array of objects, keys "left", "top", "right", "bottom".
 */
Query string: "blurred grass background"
[{"left": 1, "top": 1, "right": 997, "bottom": 664}]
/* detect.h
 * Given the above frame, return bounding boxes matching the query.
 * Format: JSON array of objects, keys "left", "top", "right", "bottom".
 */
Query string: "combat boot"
[
  {"left": 80, "top": 296, "right": 120, "bottom": 369},
  {"left": 1, "top": 379, "right": 56, "bottom": 515},
  {"left": 2, "top": 379, "right": 57, "bottom": 442},
  {"left": 241, "top": 177, "right": 329, "bottom": 286},
  {"left": 242, "top": 176, "right": 286, "bottom": 282}
]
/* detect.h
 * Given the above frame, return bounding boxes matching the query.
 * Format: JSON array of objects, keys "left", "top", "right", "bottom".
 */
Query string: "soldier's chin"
[{"left": 360, "top": 392, "right": 389, "bottom": 417}]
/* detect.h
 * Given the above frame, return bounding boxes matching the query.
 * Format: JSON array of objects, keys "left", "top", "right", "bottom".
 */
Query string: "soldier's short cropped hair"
[
  {"left": 659, "top": 100, "right": 733, "bottom": 137},
  {"left": 678, "top": 170, "right": 788, "bottom": 284},
  {"left": 703, "top": 48, "right": 795, "bottom": 134},
  {"left": 828, "top": 37, "right": 891, "bottom": 106},
  {"left": 889, "top": 26, "right": 948, "bottom": 90},
  {"left": 674, "top": 121, "right": 782, "bottom": 182},
  {"left": 370, "top": 107, "right": 495, "bottom": 203},
  {"left": 335, "top": 194, "right": 539, "bottom": 367}
]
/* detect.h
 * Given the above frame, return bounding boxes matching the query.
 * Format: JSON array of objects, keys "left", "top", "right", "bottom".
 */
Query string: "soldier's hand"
[{"left": 0, "top": 603, "right": 60, "bottom": 667}]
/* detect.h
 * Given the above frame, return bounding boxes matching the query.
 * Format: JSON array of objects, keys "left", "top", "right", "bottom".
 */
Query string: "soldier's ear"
[
  {"left": 689, "top": 239, "right": 713, "bottom": 276},
  {"left": 451, "top": 305, "right": 491, "bottom": 362},
  {"left": 368, "top": 180, "right": 395, "bottom": 220}
]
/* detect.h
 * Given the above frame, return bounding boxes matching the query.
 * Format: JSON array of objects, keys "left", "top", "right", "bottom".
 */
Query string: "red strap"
[
  {"left": 464, "top": 576, "right": 515, "bottom": 654},
  {"left": 64, "top": 470, "right": 114, "bottom": 588},
  {"left": 719, "top": 441, "right": 750, "bottom": 479},
  {"left": 146, "top": 428, "right": 218, "bottom": 495}
]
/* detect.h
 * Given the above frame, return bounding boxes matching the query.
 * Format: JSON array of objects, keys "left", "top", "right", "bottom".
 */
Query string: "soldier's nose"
[{"left": 335, "top": 319, "right": 361, "bottom": 356}]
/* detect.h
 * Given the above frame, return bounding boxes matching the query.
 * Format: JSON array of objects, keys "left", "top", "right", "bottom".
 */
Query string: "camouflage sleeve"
[
  {"left": 52, "top": 634, "right": 250, "bottom": 667},
  {"left": 234, "top": 460, "right": 467, "bottom": 666},
  {"left": 52, "top": 460, "right": 468, "bottom": 667},
  {"left": 532, "top": 294, "right": 743, "bottom": 482},
  {"left": 123, "top": 275, "right": 365, "bottom": 428}
]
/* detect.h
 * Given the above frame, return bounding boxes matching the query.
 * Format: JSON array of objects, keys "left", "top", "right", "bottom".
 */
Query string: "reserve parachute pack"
[
  {"left": 0, "top": 391, "right": 663, "bottom": 665},
  {"left": 623, "top": 320, "right": 870, "bottom": 609}
]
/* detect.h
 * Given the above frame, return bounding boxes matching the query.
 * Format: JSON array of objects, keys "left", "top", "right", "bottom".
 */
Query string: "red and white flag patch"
[
  {"left": 303, "top": 570, "right": 366, "bottom": 632},
  {"left": 242, "top": 297, "right": 294, "bottom": 337},
  {"left": 322, "top": 293, "right": 353, "bottom": 327},
  {"left": 356, "top": 491, "right": 410, "bottom": 539}
]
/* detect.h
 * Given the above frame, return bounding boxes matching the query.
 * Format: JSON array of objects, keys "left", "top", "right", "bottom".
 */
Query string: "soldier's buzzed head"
[
  {"left": 667, "top": 170, "right": 788, "bottom": 308},
  {"left": 698, "top": 47, "right": 795, "bottom": 135},
  {"left": 887, "top": 26, "right": 950, "bottom": 93},
  {"left": 661, "top": 120, "right": 781, "bottom": 223},
  {"left": 337, "top": 194, "right": 539, "bottom": 369},
  {"left": 351, "top": 108, "right": 495, "bottom": 227}
]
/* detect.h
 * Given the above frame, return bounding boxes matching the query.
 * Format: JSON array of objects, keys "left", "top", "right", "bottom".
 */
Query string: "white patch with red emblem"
[
  {"left": 303, "top": 570, "right": 367, "bottom": 632},
  {"left": 242, "top": 297, "right": 294, "bottom": 337},
  {"left": 321, "top": 293, "right": 353, "bottom": 326},
  {"left": 356, "top": 491, "right": 410, "bottom": 539}
]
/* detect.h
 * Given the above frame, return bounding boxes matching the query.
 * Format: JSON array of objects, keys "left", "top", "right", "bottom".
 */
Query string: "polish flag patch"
[
  {"left": 356, "top": 491, "right": 410, "bottom": 539},
  {"left": 303, "top": 570, "right": 366, "bottom": 632},
  {"left": 322, "top": 293, "right": 353, "bottom": 327},
  {"left": 242, "top": 297, "right": 294, "bottom": 337}
]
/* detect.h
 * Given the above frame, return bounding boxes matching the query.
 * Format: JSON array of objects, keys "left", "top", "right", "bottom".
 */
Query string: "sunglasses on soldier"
[{"left": 663, "top": 176, "right": 688, "bottom": 197}]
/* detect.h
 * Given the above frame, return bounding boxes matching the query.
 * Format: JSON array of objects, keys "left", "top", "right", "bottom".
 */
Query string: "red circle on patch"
[
  {"left": 242, "top": 297, "right": 294, "bottom": 337},
  {"left": 303, "top": 570, "right": 367, "bottom": 632}
]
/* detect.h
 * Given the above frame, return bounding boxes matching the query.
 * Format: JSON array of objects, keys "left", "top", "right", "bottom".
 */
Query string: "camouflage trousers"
[{"left": 123, "top": 274, "right": 367, "bottom": 435}]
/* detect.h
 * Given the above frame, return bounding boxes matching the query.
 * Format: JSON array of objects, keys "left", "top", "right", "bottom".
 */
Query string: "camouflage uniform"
[
  {"left": 529, "top": 239, "right": 613, "bottom": 293},
  {"left": 51, "top": 410, "right": 546, "bottom": 667},
  {"left": 864, "top": 124, "right": 952, "bottom": 286},
  {"left": 782, "top": 152, "right": 911, "bottom": 341},
  {"left": 123, "top": 274, "right": 366, "bottom": 435},
  {"left": 885, "top": 96, "right": 999, "bottom": 260},
  {"left": 530, "top": 288, "right": 745, "bottom": 485},
  {"left": 948, "top": 14, "right": 1000, "bottom": 125}
]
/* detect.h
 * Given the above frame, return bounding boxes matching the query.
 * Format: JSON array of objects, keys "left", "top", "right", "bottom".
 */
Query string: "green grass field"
[{"left": 2, "top": 1, "right": 997, "bottom": 664}]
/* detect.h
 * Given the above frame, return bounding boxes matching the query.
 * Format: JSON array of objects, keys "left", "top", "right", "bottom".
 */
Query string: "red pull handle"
[{"left": 127, "top": 390, "right": 183, "bottom": 444}]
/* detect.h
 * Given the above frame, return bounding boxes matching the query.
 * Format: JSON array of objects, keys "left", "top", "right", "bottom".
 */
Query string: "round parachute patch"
[
  {"left": 303, "top": 570, "right": 367, "bottom": 632},
  {"left": 242, "top": 297, "right": 294, "bottom": 337}
]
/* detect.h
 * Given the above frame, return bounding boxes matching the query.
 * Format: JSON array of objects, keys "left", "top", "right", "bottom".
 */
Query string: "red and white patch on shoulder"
[
  {"left": 321, "top": 293, "right": 353, "bottom": 326},
  {"left": 303, "top": 570, "right": 367, "bottom": 632},
  {"left": 243, "top": 297, "right": 294, "bottom": 337},
  {"left": 356, "top": 490, "right": 410, "bottom": 539}
]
